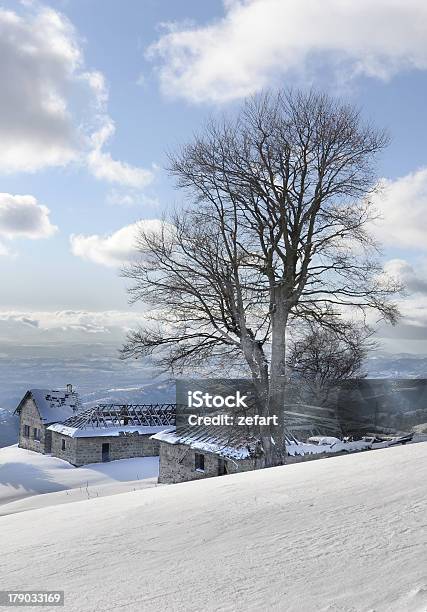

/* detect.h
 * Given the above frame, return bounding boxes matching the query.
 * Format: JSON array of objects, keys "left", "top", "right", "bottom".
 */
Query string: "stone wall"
[
  {"left": 157, "top": 442, "right": 368, "bottom": 484},
  {"left": 51, "top": 431, "right": 79, "bottom": 464},
  {"left": 51, "top": 431, "right": 161, "bottom": 466},
  {"left": 157, "top": 442, "right": 256, "bottom": 484},
  {"left": 18, "top": 398, "right": 48, "bottom": 453}
]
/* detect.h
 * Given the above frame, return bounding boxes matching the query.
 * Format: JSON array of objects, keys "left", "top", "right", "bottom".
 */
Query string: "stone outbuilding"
[
  {"left": 152, "top": 426, "right": 300, "bottom": 484},
  {"left": 15, "top": 387, "right": 81, "bottom": 454},
  {"left": 152, "top": 425, "right": 375, "bottom": 484},
  {"left": 48, "top": 403, "right": 175, "bottom": 466}
]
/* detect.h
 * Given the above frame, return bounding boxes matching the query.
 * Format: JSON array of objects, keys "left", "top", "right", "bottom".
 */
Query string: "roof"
[
  {"left": 48, "top": 423, "right": 170, "bottom": 438},
  {"left": 152, "top": 426, "right": 299, "bottom": 460},
  {"left": 153, "top": 427, "right": 374, "bottom": 459},
  {"left": 16, "top": 389, "right": 82, "bottom": 424},
  {"left": 47, "top": 403, "right": 176, "bottom": 438},
  {"left": 283, "top": 404, "right": 342, "bottom": 437}
]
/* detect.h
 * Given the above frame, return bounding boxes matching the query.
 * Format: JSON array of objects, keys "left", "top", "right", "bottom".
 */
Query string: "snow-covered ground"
[
  {"left": 0, "top": 443, "right": 426, "bottom": 611},
  {"left": 0, "top": 445, "right": 159, "bottom": 515}
]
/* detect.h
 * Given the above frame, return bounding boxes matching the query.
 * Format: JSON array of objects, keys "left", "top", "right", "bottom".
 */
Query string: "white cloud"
[
  {"left": 87, "top": 117, "right": 154, "bottom": 189},
  {"left": 148, "top": 0, "right": 427, "bottom": 103},
  {"left": 398, "top": 296, "right": 427, "bottom": 329},
  {"left": 383, "top": 259, "right": 427, "bottom": 294},
  {"left": 106, "top": 188, "right": 161, "bottom": 208},
  {"left": 88, "top": 146, "right": 153, "bottom": 189},
  {"left": 106, "top": 191, "right": 139, "bottom": 207},
  {"left": 372, "top": 168, "right": 427, "bottom": 251},
  {"left": 0, "top": 6, "right": 79, "bottom": 171},
  {"left": 0, "top": 4, "right": 152, "bottom": 187},
  {"left": 70, "top": 219, "right": 164, "bottom": 268},
  {"left": 0, "top": 309, "right": 148, "bottom": 341},
  {"left": 0, "top": 193, "right": 57, "bottom": 245},
  {"left": 0, "top": 241, "right": 10, "bottom": 257},
  {"left": 374, "top": 259, "right": 427, "bottom": 346},
  {"left": 381, "top": 294, "right": 427, "bottom": 337}
]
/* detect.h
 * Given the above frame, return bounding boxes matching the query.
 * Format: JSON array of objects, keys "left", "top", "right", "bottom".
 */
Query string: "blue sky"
[{"left": 1, "top": 0, "right": 427, "bottom": 352}]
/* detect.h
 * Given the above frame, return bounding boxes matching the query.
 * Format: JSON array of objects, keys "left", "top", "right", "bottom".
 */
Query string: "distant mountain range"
[
  {"left": 81, "top": 382, "right": 175, "bottom": 408},
  {"left": 1, "top": 344, "right": 427, "bottom": 447},
  {"left": 0, "top": 407, "right": 19, "bottom": 448},
  {"left": 366, "top": 354, "right": 427, "bottom": 378}
]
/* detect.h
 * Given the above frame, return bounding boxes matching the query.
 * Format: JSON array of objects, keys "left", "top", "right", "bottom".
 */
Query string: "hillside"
[
  {"left": 0, "top": 445, "right": 159, "bottom": 515},
  {"left": 1, "top": 443, "right": 426, "bottom": 611}
]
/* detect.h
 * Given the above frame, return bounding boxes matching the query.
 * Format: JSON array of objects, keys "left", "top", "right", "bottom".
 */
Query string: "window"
[
  {"left": 33, "top": 428, "right": 40, "bottom": 441},
  {"left": 61, "top": 438, "right": 66, "bottom": 451},
  {"left": 23, "top": 424, "right": 30, "bottom": 438},
  {"left": 195, "top": 453, "right": 205, "bottom": 472}
]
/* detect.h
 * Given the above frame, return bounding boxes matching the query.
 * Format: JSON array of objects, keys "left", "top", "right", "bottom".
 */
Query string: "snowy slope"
[
  {"left": 0, "top": 445, "right": 159, "bottom": 514},
  {"left": 1, "top": 443, "right": 426, "bottom": 612}
]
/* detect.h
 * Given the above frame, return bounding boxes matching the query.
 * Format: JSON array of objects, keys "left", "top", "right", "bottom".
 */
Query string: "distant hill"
[
  {"left": 0, "top": 342, "right": 164, "bottom": 412},
  {"left": 366, "top": 353, "right": 427, "bottom": 378},
  {"left": 80, "top": 382, "right": 175, "bottom": 408},
  {"left": 0, "top": 407, "right": 19, "bottom": 447}
]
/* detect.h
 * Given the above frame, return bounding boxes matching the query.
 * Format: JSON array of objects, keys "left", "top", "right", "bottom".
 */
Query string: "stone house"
[
  {"left": 15, "top": 387, "right": 81, "bottom": 454},
  {"left": 152, "top": 426, "right": 294, "bottom": 484},
  {"left": 152, "top": 424, "right": 376, "bottom": 484},
  {"left": 48, "top": 403, "right": 175, "bottom": 466}
]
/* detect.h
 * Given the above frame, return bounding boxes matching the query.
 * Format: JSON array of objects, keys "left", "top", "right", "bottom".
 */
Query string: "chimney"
[{"left": 66, "top": 383, "right": 73, "bottom": 394}]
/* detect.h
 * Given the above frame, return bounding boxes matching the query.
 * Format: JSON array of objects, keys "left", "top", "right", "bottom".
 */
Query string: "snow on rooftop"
[
  {"left": 48, "top": 423, "right": 170, "bottom": 438},
  {"left": 152, "top": 426, "right": 263, "bottom": 459},
  {"left": 152, "top": 426, "right": 299, "bottom": 460},
  {"left": 153, "top": 427, "right": 372, "bottom": 459},
  {"left": 286, "top": 439, "right": 372, "bottom": 456},
  {"left": 26, "top": 389, "right": 82, "bottom": 424}
]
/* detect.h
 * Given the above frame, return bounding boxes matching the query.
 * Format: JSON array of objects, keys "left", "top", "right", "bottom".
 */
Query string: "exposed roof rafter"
[{"left": 58, "top": 403, "right": 176, "bottom": 430}]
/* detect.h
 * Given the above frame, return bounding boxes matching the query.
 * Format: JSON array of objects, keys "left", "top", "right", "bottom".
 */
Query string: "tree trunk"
[{"left": 265, "top": 291, "right": 289, "bottom": 466}]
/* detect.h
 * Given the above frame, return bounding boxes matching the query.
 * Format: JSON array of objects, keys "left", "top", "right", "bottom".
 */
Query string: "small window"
[
  {"left": 23, "top": 424, "right": 30, "bottom": 438},
  {"left": 195, "top": 453, "right": 205, "bottom": 472},
  {"left": 33, "top": 428, "right": 40, "bottom": 441},
  {"left": 61, "top": 438, "right": 66, "bottom": 451}
]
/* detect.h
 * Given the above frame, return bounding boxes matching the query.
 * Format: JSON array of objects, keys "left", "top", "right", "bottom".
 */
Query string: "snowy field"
[
  {"left": 0, "top": 443, "right": 426, "bottom": 611},
  {"left": 0, "top": 445, "right": 159, "bottom": 515}
]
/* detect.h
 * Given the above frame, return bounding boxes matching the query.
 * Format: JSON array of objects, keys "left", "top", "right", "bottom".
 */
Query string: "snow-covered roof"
[
  {"left": 47, "top": 404, "right": 175, "bottom": 438},
  {"left": 152, "top": 426, "right": 299, "bottom": 460},
  {"left": 16, "top": 389, "right": 82, "bottom": 424},
  {"left": 152, "top": 426, "right": 260, "bottom": 459},
  {"left": 153, "top": 426, "right": 374, "bottom": 459},
  {"left": 48, "top": 423, "right": 170, "bottom": 438},
  {"left": 286, "top": 439, "right": 372, "bottom": 456}
]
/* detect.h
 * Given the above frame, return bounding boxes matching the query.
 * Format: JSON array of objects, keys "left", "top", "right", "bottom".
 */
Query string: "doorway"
[
  {"left": 102, "top": 442, "right": 110, "bottom": 462},
  {"left": 45, "top": 430, "right": 52, "bottom": 454},
  {"left": 218, "top": 458, "right": 228, "bottom": 476}
]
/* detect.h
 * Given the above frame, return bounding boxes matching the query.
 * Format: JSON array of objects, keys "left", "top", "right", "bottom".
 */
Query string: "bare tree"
[
  {"left": 287, "top": 321, "right": 374, "bottom": 408},
  {"left": 122, "top": 89, "right": 400, "bottom": 466}
]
